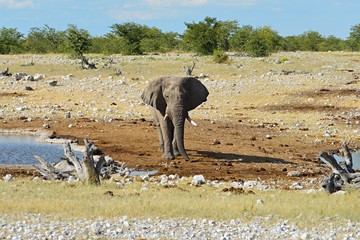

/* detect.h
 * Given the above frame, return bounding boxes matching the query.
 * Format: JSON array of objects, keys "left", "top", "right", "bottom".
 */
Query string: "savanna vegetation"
[
  {"left": 1, "top": 179, "right": 359, "bottom": 223},
  {"left": 1, "top": 17, "right": 360, "bottom": 58}
]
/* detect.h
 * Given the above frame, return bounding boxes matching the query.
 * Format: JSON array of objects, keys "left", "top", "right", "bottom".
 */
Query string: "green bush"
[{"left": 213, "top": 50, "right": 229, "bottom": 63}]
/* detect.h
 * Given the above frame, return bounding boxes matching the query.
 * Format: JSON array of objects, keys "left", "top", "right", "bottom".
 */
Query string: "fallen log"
[
  {"left": 33, "top": 155, "right": 73, "bottom": 180},
  {"left": 320, "top": 142, "right": 360, "bottom": 193},
  {"left": 33, "top": 139, "right": 127, "bottom": 185}
]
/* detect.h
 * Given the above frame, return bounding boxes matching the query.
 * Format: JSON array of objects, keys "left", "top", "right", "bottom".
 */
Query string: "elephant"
[{"left": 141, "top": 76, "right": 209, "bottom": 161}]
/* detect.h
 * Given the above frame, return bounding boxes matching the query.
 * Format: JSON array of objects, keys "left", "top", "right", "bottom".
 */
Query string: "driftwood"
[
  {"left": 64, "top": 139, "right": 103, "bottom": 185},
  {"left": 320, "top": 142, "right": 360, "bottom": 193},
  {"left": 1, "top": 67, "right": 12, "bottom": 76},
  {"left": 33, "top": 139, "right": 127, "bottom": 185},
  {"left": 81, "top": 57, "right": 97, "bottom": 69},
  {"left": 183, "top": 61, "right": 195, "bottom": 76},
  {"left": 33, "top": 155, "right": 74, "bottom": 180}
]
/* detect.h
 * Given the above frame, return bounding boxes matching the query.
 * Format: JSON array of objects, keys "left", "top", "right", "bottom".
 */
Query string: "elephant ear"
[
  {"left": 186, "top": 77, "right": 209, "bottom": 111},
  {"left": 141, "top": 78, "right": 166, "bottom": 115}
]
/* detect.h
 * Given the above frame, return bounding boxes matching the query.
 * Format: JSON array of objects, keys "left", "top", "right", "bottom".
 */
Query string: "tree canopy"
[{"left": 0, "top": 18, "right": 359, "bottom": 57}]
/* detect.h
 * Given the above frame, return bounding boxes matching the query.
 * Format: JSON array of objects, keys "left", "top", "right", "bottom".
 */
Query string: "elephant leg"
[
  {"left": 157, "top": 125, "right": 164, "bottom": 152},
  {"left": 172, "top": 139, "right": 181, "bottom": 157},
  {"left": 158, "top": 112, "right": 175, "bottom": 160},
  {"left": 152, "top": 109, "right": 164, "bottom": 152}
]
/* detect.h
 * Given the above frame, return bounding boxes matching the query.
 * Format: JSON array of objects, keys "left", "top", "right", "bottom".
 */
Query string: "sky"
[{"left": 0, "top": 0, "right": 359, "bottom": 39}]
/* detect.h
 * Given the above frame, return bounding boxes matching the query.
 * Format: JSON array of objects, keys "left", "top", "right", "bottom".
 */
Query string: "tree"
[
  {"left": 182, "top": 17, "right": 237, "bottom": 55},
  {"left": 298, "top": 31, "right": 324, "bottom": 51},
  {"left": 347, "top": 23, "right": 360, "bottom": 51},
  {"left": 140, "top": 30, "right": 180, "bottom": 53},
  {"left": 215, "top": 20, "right": 239, "bottom": 51},
  {"left": 139, "top": 27, "right": 163, "bottom": 53},
  {"left": 229, "top": 25, "right": 254, "bottom": 52},
  {"left": 159, "top": 32, "right": 181, "bottom": 52},
  {"left": 90, "top": 34, "right": 125, "bottom": 54},
  {"left": 320, "top": 35, "right": 345, "bottom": 51},
  {"left": 24, "top": 25, "right": 65, "bottom": 53},
  {"left": 0, "top": 27, "right": 24, "bottom": 54},
  {"left": 110, "top": 22, "right": 149, "bottom": 55},
  {"left": 245, "top": 26, "right": 281, "bottom": 57},
  {"left": 65, "top": 24, "right": 91, "bottom": 58},
  {"left": 281, "top": 36, "right": 302, "bottom": 52}
]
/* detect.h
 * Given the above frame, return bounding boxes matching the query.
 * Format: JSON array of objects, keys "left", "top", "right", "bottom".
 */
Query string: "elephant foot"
[
  {"left": 173, "top": 150, "right": 182, "bottom": 157},
  {"left": 162, "top": 153, "right": 175, "bottom": 160}
]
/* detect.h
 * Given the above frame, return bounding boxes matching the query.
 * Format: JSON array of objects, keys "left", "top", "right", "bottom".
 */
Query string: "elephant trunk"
[{"left": 170, "top": 108, "right": 189, "bottom": 161}]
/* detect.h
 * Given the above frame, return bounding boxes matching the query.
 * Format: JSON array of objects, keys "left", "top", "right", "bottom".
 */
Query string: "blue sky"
[{"left": 0, "top": 0, "right": 359, "bottom": 39}]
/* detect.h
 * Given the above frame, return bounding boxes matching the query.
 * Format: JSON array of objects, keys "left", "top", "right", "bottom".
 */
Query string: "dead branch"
[
  {"left": 64, "top": 138, "right": 100, "bottom": 185},
  {"left": 341, "top": 142, "right": 354, "bottom": 173},
  {"left": 1, "top": 67, "right": 12, "bottom": 76},
  {"left": 320, "top": 143, "right": 360, "bottom": 193},
  {"left": 33, "top": 139, "right": 128, "bottom": 184},
  {"left": 33, "top": 155, "right": 73, "bottom": 180},
  {"left": 184, "top": 61, "right": 195, "bottom": 76},
  {"left": 81, "top": 57, "right": 97, "bottom": 69}
]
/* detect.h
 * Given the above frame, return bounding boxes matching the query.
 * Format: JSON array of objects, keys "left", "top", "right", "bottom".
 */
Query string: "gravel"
[{"left": 1, "top": 213, "right": 359, "bottom": 239}]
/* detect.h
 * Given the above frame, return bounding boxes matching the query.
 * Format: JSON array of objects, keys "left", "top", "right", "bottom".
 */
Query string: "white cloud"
[{"left": 0, "top": 0, "right": 34, "bottom": 8}]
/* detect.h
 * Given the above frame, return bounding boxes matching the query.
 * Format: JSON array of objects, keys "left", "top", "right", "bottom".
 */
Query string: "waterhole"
[
  {"left": 331, "top": 151, "right": 360, "bottom": 170},
  {"left": 0, "top": 135, "right": 70, "bottom": 165},
  {"left": 0, "top": 135, "right": 159, "bottom": 176}
]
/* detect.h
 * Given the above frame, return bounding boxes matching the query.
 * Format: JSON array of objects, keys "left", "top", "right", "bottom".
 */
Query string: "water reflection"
[
  {"left": 322, "top": 151, "right": 360, "bottom": 170},
  {"left": 0, "top": 135, "right": 66, "bottom": 165}
]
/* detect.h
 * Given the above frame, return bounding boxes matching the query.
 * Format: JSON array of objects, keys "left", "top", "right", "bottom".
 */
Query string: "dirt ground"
[{"left": 0, "top": 116, "right": 345, "bottom": 187}]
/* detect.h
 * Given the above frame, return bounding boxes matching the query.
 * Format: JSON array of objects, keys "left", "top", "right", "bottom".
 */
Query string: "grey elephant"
[{"left": 141, "top": 76, "right": 209, "bottom": 161}]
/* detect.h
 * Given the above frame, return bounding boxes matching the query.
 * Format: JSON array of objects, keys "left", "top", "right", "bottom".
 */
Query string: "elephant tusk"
[
  {"left": 186, "top": 116, "right": 197, "bottom": 126},
  {"left": 164, "top": 114, "right": 169, "bottom": 121}
]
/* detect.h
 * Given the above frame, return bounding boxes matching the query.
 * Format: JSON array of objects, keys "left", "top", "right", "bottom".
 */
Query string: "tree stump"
[
  {"left": 64, "top": 139, "right": 104, "bottom": 185},
  {"left": 34, "top": 139, "right": 104, "bottom": 185}
]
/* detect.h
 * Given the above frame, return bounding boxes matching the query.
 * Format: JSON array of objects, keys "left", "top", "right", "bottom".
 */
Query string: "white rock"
[
  {"left": 33, "top": 74, "right": 45, "bottom": 81},
  {"left": 191, "top": 175, "right": 205, "bottom": 186},
  {"left": 160, "top": 175, "right": 169, "bottom": 185},
  {"left": 290, "top": 182, "right": 304, "bottom": 190},
  {"left": 3, "top": 174, "right": 13, "bottom": 182},
  {"left": 62, "top": 74, "right": 73, "bottom": 81},
  {"left": 333, "top": 190, "right": 346, "bottom": 195},
  {"left": 305, "top": 189, "right": 317, "bottom": 194},
  {"left": 16, "top": 106, "right": 26, "bottom": 111},
  {"left": 287, "top": 171, "right": 301, "bottom": 177},
  {"left": 91, "top": 222, "right": 103, "bottom": 234}
]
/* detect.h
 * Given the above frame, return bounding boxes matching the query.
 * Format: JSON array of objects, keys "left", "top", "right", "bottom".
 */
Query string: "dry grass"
[
  {"left": 1, "top": 179, "right": 359, "bottom": 225},
  {"left": 1, "top": 52, "right": 359, "bottom": 228},
  {"left": 2, "top": 52, "right": 358, "bottom": 118}
]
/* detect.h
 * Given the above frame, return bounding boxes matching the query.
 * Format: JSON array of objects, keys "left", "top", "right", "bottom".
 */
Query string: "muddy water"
[{"left": 0, "top": 135, "right": 65, "bottom": 165}]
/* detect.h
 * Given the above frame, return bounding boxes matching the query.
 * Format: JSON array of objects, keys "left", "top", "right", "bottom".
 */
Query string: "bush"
[{"left": 213, "top": 50, "right": 229, "bottom": 63}]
